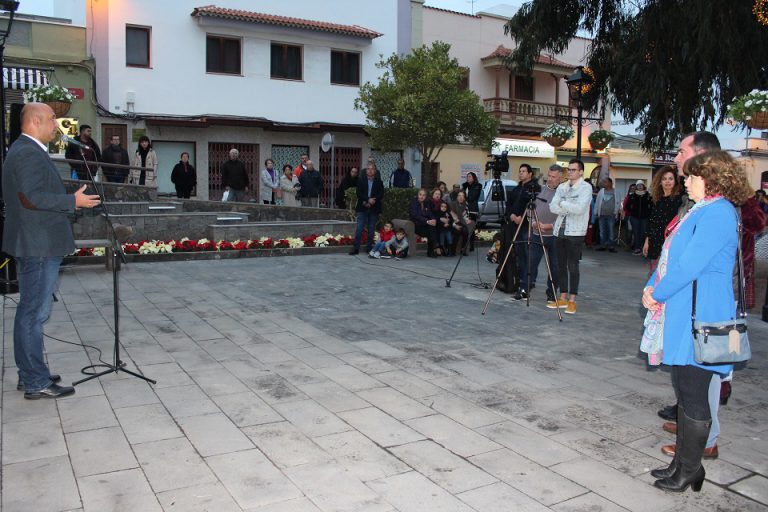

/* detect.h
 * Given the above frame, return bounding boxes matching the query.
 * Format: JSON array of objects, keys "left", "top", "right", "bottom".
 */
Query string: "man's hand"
[
  {"left": 74, "top": 185, "right": 101, "bottom": 209},
  {"left": 368, "top": 197, "right": 376, "bottom": 205},
  {"left": 427, "top": 219, "right": 437, "bottom": 226},
  {"left": 511, "top": 214, "right": 522, "bottom": 225}
]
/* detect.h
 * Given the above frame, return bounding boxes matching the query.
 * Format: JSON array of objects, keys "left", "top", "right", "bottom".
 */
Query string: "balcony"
[{"left": 484, "top": 98, "right": 571, "bottom": 132}]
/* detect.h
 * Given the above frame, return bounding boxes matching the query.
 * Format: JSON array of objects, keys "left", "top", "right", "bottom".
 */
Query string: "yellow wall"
[{"left": 434, "top": 144, "right": 558, "bottom": 185}]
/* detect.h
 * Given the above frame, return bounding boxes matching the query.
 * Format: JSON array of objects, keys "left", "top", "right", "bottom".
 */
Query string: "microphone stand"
[{"left": 70, "top": 143, "right": 155, "bottom": 386}]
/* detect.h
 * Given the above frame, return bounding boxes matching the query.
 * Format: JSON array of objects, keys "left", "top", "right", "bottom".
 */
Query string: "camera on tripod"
[
  {"left": 485, "top": 150, "right": 510, "bottom": 180},
  {"left": 485, "top": 151, "right": 509, "bottom": 201}
]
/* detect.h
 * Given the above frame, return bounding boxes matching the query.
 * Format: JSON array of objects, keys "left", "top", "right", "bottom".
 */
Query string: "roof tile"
[
  {"left": 191, "top": 5, "right": 383, "bottom": 39},
  {"left": 482, "top": 45, "right": 575, "bottom": 69}
]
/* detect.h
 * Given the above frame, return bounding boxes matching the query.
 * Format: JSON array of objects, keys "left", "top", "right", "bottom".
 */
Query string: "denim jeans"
[
  {"left": 630, "top": 217, "right": 648, "bottom": 251},
  {"left": 14, "top": 256, "right": 62, "bottom": 392},
  {"left": 598, "top": 216, "right": 616, "bottom": 248},
  {"left": 526, "top": 235, "right": 559, "bottom": 299},
  {"left": 707, "top": 373, "right": 720, "bottom": 448},
  {"left": 354, "top": 211, "right": 379, "bottom": 251},
  {"left": 438, "top": 229, "right": 453, "bottom": 250}
]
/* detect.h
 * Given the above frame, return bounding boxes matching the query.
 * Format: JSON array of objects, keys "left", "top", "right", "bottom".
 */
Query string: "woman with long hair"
[
  {"left": 642, "top": 151, "right": 752, "bottom": 493},
  {"left": 643, "top": 166, "right": 683, "bottom": 269},
  {"left": 130, "top": 135, "right": 157, "bottom": 186}
]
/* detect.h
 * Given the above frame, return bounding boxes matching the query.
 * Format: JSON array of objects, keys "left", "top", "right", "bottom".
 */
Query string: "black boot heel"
[{"left": 691, "top": 477, "right": 704, "bottom": 492}]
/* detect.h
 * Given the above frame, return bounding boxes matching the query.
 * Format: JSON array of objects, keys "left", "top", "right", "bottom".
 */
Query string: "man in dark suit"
[
  {"left": 349, "top": 162, "right": 384, "bottom": 255},
  {"left": 2, "top": 103, "right": 101, "bottom": 399}
]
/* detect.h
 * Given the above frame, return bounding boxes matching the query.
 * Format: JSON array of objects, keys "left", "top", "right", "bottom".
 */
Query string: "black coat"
[
  {"left": 171, "top": 161, "right": 197, "bottom": 192},
  {"left": 221, "top": 159, "right": 249, "bottom": 190},
  {"left": 65, "top": 135, "right": 101, "bottom": 179},
  {"left": 355, "top": 177, "right": 384, "bottom": 214},
  {"left": 462, "top": 181, "right": 482, "bottom": 214},
  {"left": 101, "top": 144, "right": 130, "bottom": 181},
  {"left": 627, "top": 192, "right": 652, "bottom": 219},
  {"left": 336, "top": 174, "right": 358, "bottom": 209},
  {"left": 504, "top": 180, "right": 541, "bottom": 225},
  {"left": 298, "top": 169, "right": 323, "bottom": 198}
]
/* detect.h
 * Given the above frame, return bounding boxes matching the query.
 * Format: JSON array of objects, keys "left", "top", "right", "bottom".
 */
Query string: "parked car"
[{"left": 476, "top": 178, "right": 517, "bottom": 226}]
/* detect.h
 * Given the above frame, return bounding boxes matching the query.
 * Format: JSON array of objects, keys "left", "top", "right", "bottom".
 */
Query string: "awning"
[{"left": 3, "top": 66, "right": 49, "bottom": 90}]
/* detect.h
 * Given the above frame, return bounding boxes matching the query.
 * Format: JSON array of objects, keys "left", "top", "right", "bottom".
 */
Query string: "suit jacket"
[
  {"left": 355, "top": 177, "right": 384, "bottom": 214},
  {"left": 2, "top": 135, "right": 76, "bottom": 257}
]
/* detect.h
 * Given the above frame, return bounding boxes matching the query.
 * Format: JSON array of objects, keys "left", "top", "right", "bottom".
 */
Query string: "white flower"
[
  {"left": 745, "top": 100, "right": 753, "bottom": 107},
  {"left": 93, "top": 247, "right": 106, "bottom": 256},
  {"left": 198, "top": 238, "right": 210, "bottom": 244}
]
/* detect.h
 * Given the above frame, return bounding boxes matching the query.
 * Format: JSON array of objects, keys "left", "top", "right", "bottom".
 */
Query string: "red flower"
[
  {"left": 232, "top": 240, "right": 248, "bottom": 250},
  {"left": 302, "top": 234, "right": 318, "bottom": 247},
  {"left": 338, "top": 236, "right": 354, "bottom": 246},
  {"left": 276, "top": 239, "right": 290, "bottom": 248},
  {"left": 261, "top": 238, "right": 274, "bottom": 249},
  {"left": 218, "top": 241, "right": 234, "bottom": 251},
  {"left": 247, "top": 240, "right": 261, "bottom": 249},
  {"left": 76, "top": 247, "right": 94, "bottom": 256},
  {"left": 123, "top": 243, "right": 139, "bottom": 254},
  {"left": 198, "top": 240, "right": 215, "bottom": 251}
]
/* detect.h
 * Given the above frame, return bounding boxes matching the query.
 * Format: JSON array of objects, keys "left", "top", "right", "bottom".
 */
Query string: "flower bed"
[{"left": 70, "top": 230, "right": 498, "bottom": 260}]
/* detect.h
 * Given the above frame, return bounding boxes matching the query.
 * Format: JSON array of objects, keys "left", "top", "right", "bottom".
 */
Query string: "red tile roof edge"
[
  {"left": 191, "top": 5, "right": 383, "bottom": 39},
  {"left": 481, "top": 45, "right": 575, "bottom": 69}
]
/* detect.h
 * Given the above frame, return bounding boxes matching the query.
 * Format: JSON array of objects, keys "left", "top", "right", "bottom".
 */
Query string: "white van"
[{"left": 476, "top": 178, "right": 517, "bottom": 226}]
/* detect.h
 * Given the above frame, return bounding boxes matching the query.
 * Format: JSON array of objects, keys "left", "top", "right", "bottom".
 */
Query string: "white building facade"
[{"left": 87, "top": 0, "right": 412, "bottom": 200}]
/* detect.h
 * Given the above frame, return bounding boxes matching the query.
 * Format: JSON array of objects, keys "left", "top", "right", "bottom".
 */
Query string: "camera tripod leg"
[{"left": 482, "top": 216, "right": 525, "bottom": 315}]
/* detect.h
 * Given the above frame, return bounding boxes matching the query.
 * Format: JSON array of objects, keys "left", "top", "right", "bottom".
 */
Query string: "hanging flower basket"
[
  {"left": 541, "top": 123, "right": 574, "bottom": 148},
  {"left": 747, "top": 111, "right": 768, "bottom": 130},
  {"left": 544, "top": 135, "right": 568, "bottom": 147},
  {"left": 726, "top": 89, "right": 768, "bottom": 130},
  {"left": 44, "top": 101, "right": 72, "bottom": 118},
  {"left": 588, "top": 129, "right": 614, "bottom": 150}
]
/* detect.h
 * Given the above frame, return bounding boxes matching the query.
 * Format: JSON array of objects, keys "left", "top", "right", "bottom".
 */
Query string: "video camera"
[{"left": 485, "top": 150, "right": 509, "bottom": 180}]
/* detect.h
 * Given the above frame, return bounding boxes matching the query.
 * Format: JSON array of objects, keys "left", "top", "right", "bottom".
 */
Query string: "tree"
[
  {"left": 354, "top": 41, "right": 498, "bottom": 172},
  {"left": 503, "top": 0, "right": 768, "bottom": 151}
]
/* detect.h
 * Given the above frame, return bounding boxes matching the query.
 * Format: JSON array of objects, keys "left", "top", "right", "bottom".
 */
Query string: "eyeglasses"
[{"left": 567, "top": 168, "right": 580, "bottom": 172}]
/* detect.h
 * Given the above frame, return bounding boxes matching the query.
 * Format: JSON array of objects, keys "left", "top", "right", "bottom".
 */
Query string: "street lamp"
[
  {"left": 0, "top": 0, "right": 18, "bottom": 295},
  {"left": 566, "top": 66, "right": 593, "bottom": 160}
]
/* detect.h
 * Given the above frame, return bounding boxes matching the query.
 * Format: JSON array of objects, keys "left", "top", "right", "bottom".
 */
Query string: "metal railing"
[{"left": 483, "top": 98, "right": 572, "bottom": 129}]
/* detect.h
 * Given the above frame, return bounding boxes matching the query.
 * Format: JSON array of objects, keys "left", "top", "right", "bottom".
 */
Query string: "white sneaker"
[{"left": 373, "top": 251, "right": 381, "bottom": 259}]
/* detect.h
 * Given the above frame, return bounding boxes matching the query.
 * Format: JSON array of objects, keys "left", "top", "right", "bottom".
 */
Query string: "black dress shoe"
[
  {"left": 658, "top": 403, "right": 678, "bottom": 421},
  {"left": 24, "top": 383, "right": 75, "bottom": 400},
  {"left": 17, "top": 374, "right": 61, "bottom": 391}
]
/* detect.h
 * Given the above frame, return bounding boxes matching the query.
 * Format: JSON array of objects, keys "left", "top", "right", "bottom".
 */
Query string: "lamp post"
[
  {"left": 566, "top": 66, "right": 593, "bottom": 160},
  {"left": 0, "top": 1, "right": 19, "bottom": 295}
]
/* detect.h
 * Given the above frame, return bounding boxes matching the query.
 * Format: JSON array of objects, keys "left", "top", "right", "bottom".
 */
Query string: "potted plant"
[
  {"left": 23, "top": 84, "right": 75, "bottom": 117},
  {"left": 541, "top": 123, "right": 574, "bottom": 147},
  {"left": 588, "top": 129, "right": 614, "bottom": 150},
  {"left": 726, "top": 89, "right": 768, "bottom": 130}
]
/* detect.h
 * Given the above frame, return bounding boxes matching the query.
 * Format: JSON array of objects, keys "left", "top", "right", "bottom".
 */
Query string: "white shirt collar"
[{"left": 22, "top": 133, "right": 48, "bottom": 152}]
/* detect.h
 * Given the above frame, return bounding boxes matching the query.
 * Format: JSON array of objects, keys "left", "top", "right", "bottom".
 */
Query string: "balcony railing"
[{"left": 483, "top": 98, "right": 572, "bottom": 130}]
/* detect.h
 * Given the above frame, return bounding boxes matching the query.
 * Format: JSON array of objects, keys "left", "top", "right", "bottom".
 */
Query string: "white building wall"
[{"left": 91, "top": 0, "right": 399, "bottom": 125}]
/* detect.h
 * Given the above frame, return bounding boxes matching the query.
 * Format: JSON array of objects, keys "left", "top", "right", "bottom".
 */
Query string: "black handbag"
[{"left": 691, "top": 211, "right": 751, "bottom": 365}]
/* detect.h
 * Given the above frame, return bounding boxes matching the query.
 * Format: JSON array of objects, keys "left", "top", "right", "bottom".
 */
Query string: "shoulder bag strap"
[
  {"left": 736, "top": 207, "right": 747, "bottom": 318},
  {"left": 691, "top": 280, "right": 697, "bottom": 334}
]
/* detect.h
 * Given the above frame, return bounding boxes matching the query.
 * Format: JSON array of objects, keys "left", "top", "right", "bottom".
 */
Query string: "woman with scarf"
[
  {"left": 130, "top": 135, "right": 158, "bottom": 186},
  {"left": 641, "top": 151, "right": 752, "bottom": 493},
  {"left": 260, "top": 158, "right": 280, "bottom": 205}
]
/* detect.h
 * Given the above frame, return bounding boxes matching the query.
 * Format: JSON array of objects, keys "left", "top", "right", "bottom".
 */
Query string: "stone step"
[
  {"left": 207, "top": 220, "right": 356, "bottom": 241},
  {"left": 101, "top": 201, "right": 184, "bottom": 215},
  {"left": 73, "top": 212, "right": 250, "bottom": 242}
]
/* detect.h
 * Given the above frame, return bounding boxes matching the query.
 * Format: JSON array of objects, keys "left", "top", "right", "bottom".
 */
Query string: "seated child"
[
  {"left": 486, "top": 232, "right": 502, "bottom": 263},
  {"left": 382, "top": 228, "right": 409, "bottom": 259},
  {"left": 436, "top": 201, "right": 454, "bottom": 257},
  {"left": 369, "top": 222, "right": 395, "bottom": 258}
]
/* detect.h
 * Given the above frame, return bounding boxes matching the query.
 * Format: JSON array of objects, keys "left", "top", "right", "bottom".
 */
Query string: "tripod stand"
[
  {"left": 70, "top": 145, "right": 155, "bottom": 386},
  {"left": 445, "top": 179, "right": 505, "bottom": 289},
  {"left": 482, "top": 193, "right": 562, "bottom": 320}
]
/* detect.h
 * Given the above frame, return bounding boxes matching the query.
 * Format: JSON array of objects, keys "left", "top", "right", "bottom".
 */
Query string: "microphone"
[{"left": 61, "top": 135, "right": 91, "bottom": 150}]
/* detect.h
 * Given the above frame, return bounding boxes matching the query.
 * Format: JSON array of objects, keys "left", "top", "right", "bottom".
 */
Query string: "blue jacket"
[
  {"left": 355, "top": 177, "right": 384, "bottom": 214},
  {"left": 2, "top": 135, "right": 76, "bottom": 257},
  {"left": 648, "top": 198, "right": 737, "bottom": 374}
]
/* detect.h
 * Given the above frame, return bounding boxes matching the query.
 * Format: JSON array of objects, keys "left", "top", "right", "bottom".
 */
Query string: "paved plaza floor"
[{"left": 2, "top": 249, "right": 767, "bottom": 512}]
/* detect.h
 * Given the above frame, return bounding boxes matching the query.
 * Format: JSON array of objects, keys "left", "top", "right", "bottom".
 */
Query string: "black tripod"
[
  {"left": 70, "top": 146, "right": 155, "bottom": 386},
  {"left": 445, "top": 179, "right": 505, "bottom": 289},
  {"left": 482, "top": 193, "right": 562, "bottom": 320}
]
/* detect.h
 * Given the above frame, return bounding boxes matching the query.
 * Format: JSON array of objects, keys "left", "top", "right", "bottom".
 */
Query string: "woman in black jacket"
[
  {"left": 461, "top": 172, "right": 482, "bottom": 218},
  {"left": 335, "top": 166, "right": 359, "bottom": 209},
  {"left": 170, "top": 152, "right": 196, "bottom": 198}
]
